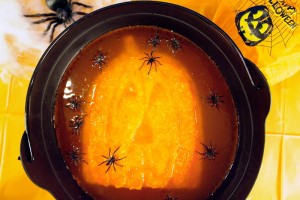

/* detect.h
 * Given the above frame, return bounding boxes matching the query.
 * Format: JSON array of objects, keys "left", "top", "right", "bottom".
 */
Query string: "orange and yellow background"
[{"left": 0, "top": 0, "right": 300, "bottom": 199}]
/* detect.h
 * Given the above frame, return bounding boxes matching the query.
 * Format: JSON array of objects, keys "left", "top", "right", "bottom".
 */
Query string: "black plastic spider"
[
  {"left": 65, "top": 95, "right": 85, "bottom": 111},
  {"left": 98, "top": 147, "right": 126, "bottom": 173},
  {"left": 147, "top": 31, "right": 162, "bottom": 49},
  {"left": 69, "top": 115, "right": 84, "bottom": 135},
  {"left": 64, "top": 145, "right": 88, "bottom": 166},
  {"left": 139, "top": 51, "right": 162, "bottom": 75},
  {"left": 168, "top": 36, "right": 181, "bottom": 53},
  {"left": 205, "top": 89, "right": 224, "bottom": 109},
  {"left": 196, "top": 142, "right": 219, "bottom": 160},
  {"left": 165, "top": 194, "right": 178, "bottom": 200},
  {"left": 24, "top": 0, "right": 92, "bottom": 42},
  {"left": 92, "top": 49, "right": 108, "bottom": 69}
]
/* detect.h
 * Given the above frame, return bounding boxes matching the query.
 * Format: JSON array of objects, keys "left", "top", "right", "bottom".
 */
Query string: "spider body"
[
  {"left": 99, "top": 147, "right": 126, "bottom": 173},
  {"left": 65, "top": 145, "right": 88, "bottom": 166},
  {"left": 196, "top": 142, "right": 219, "bottom": 160},
  {"left": 92, "top": 49, "right": 108, "bottom": 69},
  {"left": 65, "top": 95, "right": 85, "bottom": 111},
  {"left": 139, "top": 51, "right": 162, "bottom": 75},
  {"left": 69, "top": 115, "right": 84, "bottom": 135},
  {"left": 24, "top": 0, "right": 92, "bottom": 42},
  {"left": 148, "top": 31, "right": 161, "bottom": 49},
  {"left": 168, "top": 37, "right": 181, "bottom": 53},
  {"left": 206, "top": 89, "right": 224, "bottom": 109}
]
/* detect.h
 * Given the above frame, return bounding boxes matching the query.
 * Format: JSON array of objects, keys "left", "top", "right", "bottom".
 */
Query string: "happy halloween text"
[{"left": 268, "top": 0, "right": 298, "bottom": 29}]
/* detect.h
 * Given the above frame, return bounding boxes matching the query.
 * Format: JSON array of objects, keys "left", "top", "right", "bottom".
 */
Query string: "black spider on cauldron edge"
[
  {"left": 65, "top": 95, "right": 85, "bottom": 111},
  {"left": 196, "top": 142, "right": 219, "bottom": 160},
  {"left": 147, "top": 30, "right": 162, "bottom": 49},
  {"left": 24, "top": 0, "right": 92, "bottom": 42},
  {"left": 167, "top": 35, "right": 182, "bottom": 53},
  {"left": 92, "top": 49, "right": 108, "bottom": 70},
  {"left": 64, "top": 145, "right": 88, "bottom": 166},
  {"left": 69, "top": 115, "right": 84, "bottom": 135},
  {"left": 205, "top": 89, "right": 224, "bottom": 109}
]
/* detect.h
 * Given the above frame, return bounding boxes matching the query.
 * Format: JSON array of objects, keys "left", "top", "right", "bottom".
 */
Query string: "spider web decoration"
[{"left": 234, "top": 0, "right": 300, "bottom": 54}]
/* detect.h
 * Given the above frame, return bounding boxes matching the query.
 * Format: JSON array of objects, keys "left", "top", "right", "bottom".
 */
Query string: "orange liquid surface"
[{"left": 54, "top": 26, "right": 238, "bottom": 200}]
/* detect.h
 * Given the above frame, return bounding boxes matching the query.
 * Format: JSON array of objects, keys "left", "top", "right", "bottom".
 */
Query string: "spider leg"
[
  {"left": 212, "top": 147, "right": 219, "bottom": 155},
  {"left": 72, "top": 2, "right": 92, "bottom": 8},
  {"left": 139, "top": 60, "right": 147, "bottom": 70},
  {"left": 49, "top": 22, "right": 60, "bottom": 42},
  {"left": 209, "top": 89, "right": 214, "bottom": 94},
  {"left": 98, "top": 159, "right": 108, "bottom": 166},
  {"left": 196, "top": 153, "right": 206, "bottom": 160},
  {"left": 82, "top": 159, "right": 88, "bottom": 165},
  {"left": 32, "top": 17, "right": 57, "bottom": 24},
  {"left": 112, "top": 147, "right": 120, "bottom": 156},
  {"left": 212, "top": 146, "right": 217, "bottom": 151},
  {"left": 201, "top": 142, "right": 208, "bottom": 149},
  {"left": 72, "top": 11, "right": 88, "bottom": 16},
  {"left": 113, "top": 163, "right": 116, "bottom": 172},
  {"left": 139, "top": 57, "right": 148, "bottom": 60},
  {"left": 154, "top": 61, "right": 157, "bottom": 72},
  {"left": 148, "top": 64, "right": 152, "bottom": 75},
  {"left": 43, "top": 20, "right": 56, "bottom": 35},
  {"left": 24, "top": 13, "right": 56, "bottom": 17},
  {"left": 114, "top": 162, "right": 123, "bottom": 167},
  {"left": 195, "top": 151, "right": 205, "bottom": 156},
  {"left": 105, "top": 163, "right": 112, "bottom": 173},
  {"left": 102, "top": 155, "right": 110, "bottom": 159},
  {"left": 115, "top": 157, "right": 126, "bottom": 162},
  {"left": 156, "top": 59, "right": 162, "bottom": 65},
  {"left": 73, "top": 160, "right": 79, "bottom": 166},
  {"left": 215, "top": 103, "right": 219, "bottom": 109},
  {"left": 108, "top": 148, "right": 111, "bottom": 157}
]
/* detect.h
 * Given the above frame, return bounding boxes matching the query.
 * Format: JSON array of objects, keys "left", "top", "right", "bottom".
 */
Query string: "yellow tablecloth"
[{"left": 1, "top": 0, "right": 300, "bottom": 199}]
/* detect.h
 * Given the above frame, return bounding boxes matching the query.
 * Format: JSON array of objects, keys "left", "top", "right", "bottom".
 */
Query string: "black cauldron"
[{"left": 20, "top": 1, "right": 270, "bottom": 200}]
